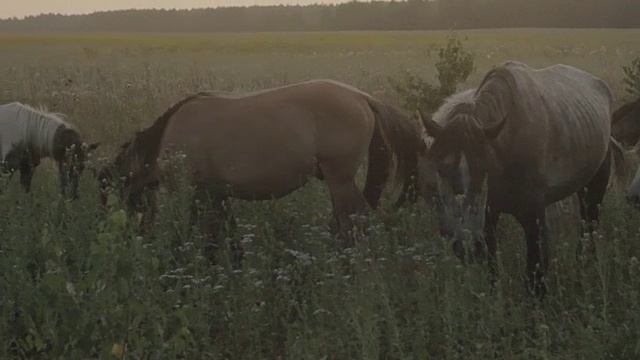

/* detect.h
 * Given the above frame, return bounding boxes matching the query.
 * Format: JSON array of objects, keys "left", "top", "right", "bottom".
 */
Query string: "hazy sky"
[{"left": 1, "top": 0, "right": 370, "bottom": 19}]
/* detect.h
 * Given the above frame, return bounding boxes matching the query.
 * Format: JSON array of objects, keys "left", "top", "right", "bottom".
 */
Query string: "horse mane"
[
  {"left": 121, "top": 92, "right": 211, "bottom": 171},
  {"left": 427, "top": 65, "right": 522, "bottom": 151},
  {"left": 472, "top": 62, "right": 527, "bottom": 127},
  {"left": 477, "top": 62, "right": 520, "bottom": 90},
  {"left": 12, "top": 102, "right": 73, "bottom": 156},
  {"left": 432, "top": 88, "right": 477, "bottom": 125}
]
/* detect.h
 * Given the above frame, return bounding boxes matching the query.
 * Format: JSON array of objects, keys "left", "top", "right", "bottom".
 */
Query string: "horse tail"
[
  {"left": 608, "top": 136, "right": 628, "bottom": 190},
  {"left": 364, "top": 97, "right": 423, "bottom": 209},
  {"left": 362, "top": 112, "right": 391, "bottom": 210}
]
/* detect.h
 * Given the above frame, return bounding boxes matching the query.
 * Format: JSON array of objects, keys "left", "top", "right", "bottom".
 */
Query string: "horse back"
[
  {"left": 484, "top": 62, "right": 612, "bottom": 201},
  {"left": 484, "top": 62, "right": 610, "bottom": 145},
  {"left": 0, "top": 102, "right": 27, "bottom": 161}
]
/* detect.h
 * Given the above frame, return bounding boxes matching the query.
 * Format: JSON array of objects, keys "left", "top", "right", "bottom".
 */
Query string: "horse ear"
[
  {"left": 483, "top": 116, "right": 507, "bottom": 140},
  {"left": 83, "top": 142, "right": 101, "bottom": 152},
  {"left": 417, "top": 110, "right": 443, "bottom": 137}
]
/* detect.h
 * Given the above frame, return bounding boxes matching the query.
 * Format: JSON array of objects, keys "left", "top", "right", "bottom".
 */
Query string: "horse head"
[
  {"left": 417, "top": 108, "right": 506, "bottom": 262},
  {"left": 96, "top": 161, "right": 120, "bottom": 207},
  {"left": 53, "top": 128, "right": 100, "bottom": 199},
  {"left": 95, "top": 138, "right": 147, "bottom": 208}
]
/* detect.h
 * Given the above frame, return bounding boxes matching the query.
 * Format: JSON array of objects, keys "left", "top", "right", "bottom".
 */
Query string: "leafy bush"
[
  {"left": 623, "top": 57, "right": 640, "bottom": 97},
  {"left": 393, "top": 32, "right": 475, "bottom": 113}
]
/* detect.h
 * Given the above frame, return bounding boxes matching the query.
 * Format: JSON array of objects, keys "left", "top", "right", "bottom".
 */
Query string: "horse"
[
  {"left": 0, "top": 102, "right": 100, "bottom": 199},
  {"left": 419, "top": 89, "right": 599, "bottom": 238},
  {"left": 416, "top": 61, "right": 625, "bottom": 297},
  {"left": 611, "top": 96, "right": 640, "bottom": 148},
  {"left": 97, "top": 79, "right": 423, "bottom": 243}
]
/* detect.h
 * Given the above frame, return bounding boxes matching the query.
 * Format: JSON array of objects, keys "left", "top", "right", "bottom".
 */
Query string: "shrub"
[
  {"left": 623, "top": 57, "right": 640, "bottom": 97},
  {"left": 393, "top": 32, "right": 475, "bottom": 113}
]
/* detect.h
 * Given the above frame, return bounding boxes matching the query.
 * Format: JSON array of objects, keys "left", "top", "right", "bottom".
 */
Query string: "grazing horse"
[
  {"left": 417, "top": 61, "right": 625, "bottom": 297},
  {"left": 0, "top": 102, "right": 99, "bottom": 198},
  {"left": 98, "top": 79, "right": 423, "bottom": 241},
  {"left": 611, "top": 96, "right": 640, "bottom": 147},
  {"left": 419, "top": 90, "right": 600, "bottom": 238}
]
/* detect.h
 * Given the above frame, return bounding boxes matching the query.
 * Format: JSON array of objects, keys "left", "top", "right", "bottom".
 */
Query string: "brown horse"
[
  {"left": 98, "top": 79, "right": 422, "bottom": 242},
  {"left": 611, "top": 96, "right": 640, "bottom": 147},
  {"left": 417, "top": 61, "right": 625, "bottom": 297}
]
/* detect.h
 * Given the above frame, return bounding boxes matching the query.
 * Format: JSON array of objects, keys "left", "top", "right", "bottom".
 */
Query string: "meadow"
[{"left": 1, "top": 29, "right": 640, "bottom": 359}]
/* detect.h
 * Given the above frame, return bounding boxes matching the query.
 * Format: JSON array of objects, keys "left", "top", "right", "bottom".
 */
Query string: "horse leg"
[
  {"left": 482, "top": 206, "right": 501, "bottom": 287},
  {"left": 19, "top": 159, "right": 35, "bottom": 193},
  {"left": 578, "top": 155, "right": 611, "bottom": 236},
  {"left": 125, "top": 183, "right": 158, "bottom": 234},
  {"left": 515, "top": 192, "right": 549, "bottom": 298},
  {"left": 320, "top": 161, "right": 371, "bottom": 244},
  {"left": 191, "top": 184, "right": 240, "bottom": 263},
  {"left": 576, "top": 155, "right": 611, "bottom": 259},
  {"left": 140, "top": 183, "right": 158, "bottom": 232},
  {"left": 191, "top": 184, "right": 235, "bottom": 238},
  {"left": 0, "top": 167, "right": 13, "bottom": 194},
  {"left": 395, "top": 168, "right": 420, "bottom": 208}
]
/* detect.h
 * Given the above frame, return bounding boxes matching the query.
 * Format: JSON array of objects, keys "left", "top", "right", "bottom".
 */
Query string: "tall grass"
[{"left": 1, "top": 29, "right": 640, "bottom": 359}]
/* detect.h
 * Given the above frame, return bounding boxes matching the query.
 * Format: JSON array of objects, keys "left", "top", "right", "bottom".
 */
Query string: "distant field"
[
  {"left": 1, "top": 29, "right": 639, "bottom": 150},
  {"left": 1, "top": 29, "right": 640, "bottom": 358}
]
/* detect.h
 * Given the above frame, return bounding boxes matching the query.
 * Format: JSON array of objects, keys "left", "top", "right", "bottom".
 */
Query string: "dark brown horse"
[
  {"left": 417, "top": 61, "right": 625, "bottom": 297},
  {"left": 98, "top": 79, "right": 422, "bottom": 242},
  {"left": 611, "top": 96, "right": 640, "bottom": 147}
]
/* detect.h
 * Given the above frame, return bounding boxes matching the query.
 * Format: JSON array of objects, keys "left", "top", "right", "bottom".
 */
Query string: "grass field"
[{"left": 1, "top": 29, "right": 640, "bottom": 359}]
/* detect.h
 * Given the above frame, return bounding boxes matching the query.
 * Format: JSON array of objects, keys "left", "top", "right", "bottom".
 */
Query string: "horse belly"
[
  {"left": 544, "top": 122, "right": 609, "bottom": 203},
  {"left": 215, "top": 156, "right": 317, "bottom": 200},
  {"left": 168, "top": 128, "right": 318, "bottom": 200}
]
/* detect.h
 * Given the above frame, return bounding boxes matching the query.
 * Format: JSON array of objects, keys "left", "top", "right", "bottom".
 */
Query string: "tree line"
[{"left": 1, "top": 0, "right": 638, "bottom": 33}]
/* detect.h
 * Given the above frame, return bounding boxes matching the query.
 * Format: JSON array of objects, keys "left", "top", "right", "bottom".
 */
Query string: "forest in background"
[{"left": 1, "top": 0, "right": 639, "bottom": 32}]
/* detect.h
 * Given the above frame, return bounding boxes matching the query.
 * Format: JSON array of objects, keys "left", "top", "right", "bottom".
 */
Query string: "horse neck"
[
  {"left": 19, "top": 107, "right": 65, "bottom": 159},
  {"left": 52, "top": 126, "right": 81, "bottom": 164},
  {"left": 458, "top": 89, "right": 507, "bottom": 174},
  {"left": 117, "top": 140, "right": 150, "bottom": 180},
  {"left": 132, "top": 92, "right": 205, "bottom": 169},
  {"left": 474, "top": 84, "right": 510, "bottom": 129}
]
